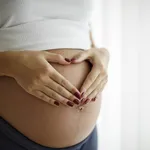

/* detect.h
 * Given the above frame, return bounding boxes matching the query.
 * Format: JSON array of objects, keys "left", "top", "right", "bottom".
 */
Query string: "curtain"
[{"left": 91, "top": 0, "right": 150, "bottom": 150}]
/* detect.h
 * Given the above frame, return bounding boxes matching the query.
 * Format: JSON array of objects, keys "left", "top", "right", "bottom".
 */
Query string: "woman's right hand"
[{"left": 6, "top": 50, "right": 81, "bottom": 107}]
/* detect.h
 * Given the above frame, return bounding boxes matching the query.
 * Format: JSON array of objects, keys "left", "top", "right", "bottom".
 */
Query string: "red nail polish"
[
  {"left": 92, "top": 97, "right": 96, "bottom": 102},
  {"left": 54, "top": 101, "right": 59, "bottom": 106},
  {"left": 73, "top": 99, "right": 80, "bottom": 105},
  {"left": 81, "top": 92, "right": 84, "bottom": 98},
  {"left": 74, "top": 92, "right": 81, "bottom": 99},
  {"left": 71, "top": 58, "right": 76, "bottom": 62},
  {"left": 65, "top": 58, "right": 71, "bottom": 62},
  {"left": 67, "top": 101, "right": 74, "bottom": 107},
  {"left": 81, "top": 98, "right": 85, "bottom": 104},
  {"left": 84, "top": 98, "right": 89, "bottom": 104}
]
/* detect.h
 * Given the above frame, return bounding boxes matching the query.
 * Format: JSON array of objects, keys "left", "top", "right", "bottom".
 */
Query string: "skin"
[
  {"left": 0, "top": 49, "right": 101, "bottom": 148},
  {"left": 71, "top": 47, "right": 109, "bottom": 107},
  {"left": 0, "top": 32, "right": 109, "bottom": 148},
  {"left": 0, "top": 50, "right": 81, "bottom": 107}
]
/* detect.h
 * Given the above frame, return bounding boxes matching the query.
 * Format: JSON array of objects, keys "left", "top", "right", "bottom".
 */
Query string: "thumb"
[
  {"left": 44, "top": 52, "right": 71, "bottom": 65},
  {"left": 71, "top": 51, "right": 89, "bottom": 63}
]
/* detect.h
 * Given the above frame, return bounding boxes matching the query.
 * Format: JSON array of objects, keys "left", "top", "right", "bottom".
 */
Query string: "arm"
[
  {"left": 89, "top": 24, "right": 109, "bottom": 55},
  {"left": 89, "top": 22, "right": 97, "bottom": 48},
  {"left": 90, "top": 30, "right": 96, "bottom": 48},
  {"left": 70, "top": 28, "right": 110, "bottom": 106},
  {"left": 0, "top": 50, "right": 81, "bottom": 107}
]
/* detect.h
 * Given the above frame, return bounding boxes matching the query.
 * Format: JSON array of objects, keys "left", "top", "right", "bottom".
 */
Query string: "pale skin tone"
[
  {"left": 0, "top": 50, "right": 81, "bottom": 107},
  {"left": 72, "top": 47, "right": 109, "bottom": 108},
  {"left": 0, "top": 31, "right": 109, "bottom": 109},
  {"left": 72, "top": 30, "right": 109, "bottom": 109}
]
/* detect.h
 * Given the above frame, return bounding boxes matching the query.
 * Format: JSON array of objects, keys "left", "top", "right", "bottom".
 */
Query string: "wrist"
[{"left": 97, "top": 48, "right": 110, "bottom": 58}]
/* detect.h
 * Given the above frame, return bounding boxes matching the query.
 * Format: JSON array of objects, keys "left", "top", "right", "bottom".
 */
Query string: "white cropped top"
[{"left": 0, "top": 0, "right": 94, "bottom": 51}]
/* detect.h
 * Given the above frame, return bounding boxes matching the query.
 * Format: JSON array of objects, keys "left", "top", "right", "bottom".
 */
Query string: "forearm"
[
  {"left": 90, "top": 31, "right": 96, "bottom": 48},
  {"left": 89, "top": 30, "right": 110, "bottom": 66}
]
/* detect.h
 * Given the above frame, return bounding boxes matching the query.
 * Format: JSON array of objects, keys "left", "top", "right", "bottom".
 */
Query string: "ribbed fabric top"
[{"left": 0, "top": 0, "right": 94, "bottom": 51}]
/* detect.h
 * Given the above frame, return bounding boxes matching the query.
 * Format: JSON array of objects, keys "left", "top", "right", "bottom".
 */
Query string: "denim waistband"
[{"left": 0, "top": 117, "right": 95, "bottom": 150}]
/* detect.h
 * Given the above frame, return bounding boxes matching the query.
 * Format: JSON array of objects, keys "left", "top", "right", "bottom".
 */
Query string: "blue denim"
[{"left": 0, "top": 117, "right": 98, "bottom": 150}]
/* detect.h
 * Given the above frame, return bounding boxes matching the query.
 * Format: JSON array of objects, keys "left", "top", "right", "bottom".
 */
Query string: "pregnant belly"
[{"left": 0, "top": 49, "right": 101, "bottom": 148}]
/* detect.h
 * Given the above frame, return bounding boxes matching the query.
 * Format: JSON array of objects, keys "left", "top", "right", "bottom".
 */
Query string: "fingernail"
[
  {"left": 81, "top": 92, "right": 85, "bottom": 98},
  {"left": 65, "top": 58, "right": 71, "bottom": 62},
  {"left": 81, "top": 98, "right": 86, "bottom": 105},
  {"left": 73, "top": 99, "right": 80, "bottom": 105},
  {"left": 71, "top": 58, "right": 76, "bottom": 62},
  {"left": 74, "top": 92, "right": 81, "bottom": 99},
  {"left": 92, "top": 97, "right": 96, "bottom": 102},
  {"left": 67, "top": 101, "right": 74, "bottom": 107},
  {"left": 81, "top": 98, "right": 85, "bottom": 104},
  {"left": 84, "top": 98, "right": 89, "bottom": 104},
  {"left": 54, "top": 101, "right": 60, "bottom": 106}
]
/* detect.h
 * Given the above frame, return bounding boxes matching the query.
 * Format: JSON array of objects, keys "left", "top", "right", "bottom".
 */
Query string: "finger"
[
  {"left": 71, "top": 51, "right": 90, "bottom": 63},
  {"left": 50, "top": 69, "right": 81, "bottom": 99},
  {"left": 33, "top": 90, "right": 60, "bottom": 107},
  {"left": 44, "top": 78, "right": 81, "bottom": 105},
  {"left": 81, "top": 78, "right": 108, "bottom": 106},
  {"left": 90, "top": 94, "right": 101, "bottom": 102},
  {"left": 85, "top": 74, "right": 107, "bottom": 98},
  {"left": 44, "top": 52, "right": 71, "bottom": 65},
  {"left": 80, "top": 65, "right": 101, "bottom": 94},
  {"left": 88, "top": 78, "right": 108, "bottom": 101},
  {"left": 41, "top": 85, "right": 75, "bottom": 107}
]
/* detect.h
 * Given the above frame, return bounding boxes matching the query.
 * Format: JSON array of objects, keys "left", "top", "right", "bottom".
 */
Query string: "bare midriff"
[{"left": 0, "top": 49, "right": 101, "bottom": 148}]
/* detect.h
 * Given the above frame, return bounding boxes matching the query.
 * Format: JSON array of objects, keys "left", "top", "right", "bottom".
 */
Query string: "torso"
[{"left": 0, "top": 49, "right": 102, "bottom": 148}]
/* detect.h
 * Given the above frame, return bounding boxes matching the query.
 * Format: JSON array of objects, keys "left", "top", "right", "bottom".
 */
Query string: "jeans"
[{"left": 0, "top": 117, "right": 98, "bottom": 150}]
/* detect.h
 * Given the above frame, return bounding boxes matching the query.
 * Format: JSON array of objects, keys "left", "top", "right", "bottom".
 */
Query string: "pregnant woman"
[{"left": 0, "top": 0, "right": 109, "bottom": 150}]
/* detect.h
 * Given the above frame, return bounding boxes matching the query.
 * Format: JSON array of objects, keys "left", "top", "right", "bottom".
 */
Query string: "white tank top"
[{"left": 0, "top": 0, "right": 94, "bottom": 51}]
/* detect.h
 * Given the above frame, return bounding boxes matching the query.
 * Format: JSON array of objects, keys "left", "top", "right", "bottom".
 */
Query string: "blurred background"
[{"left": 91, "top": 0, "right": 150, "bottom": 150}]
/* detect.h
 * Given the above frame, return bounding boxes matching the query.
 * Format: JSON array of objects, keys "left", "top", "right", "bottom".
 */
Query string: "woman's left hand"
[{"left": 71, "top": 48, "right": 110, "bottom": 106}]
